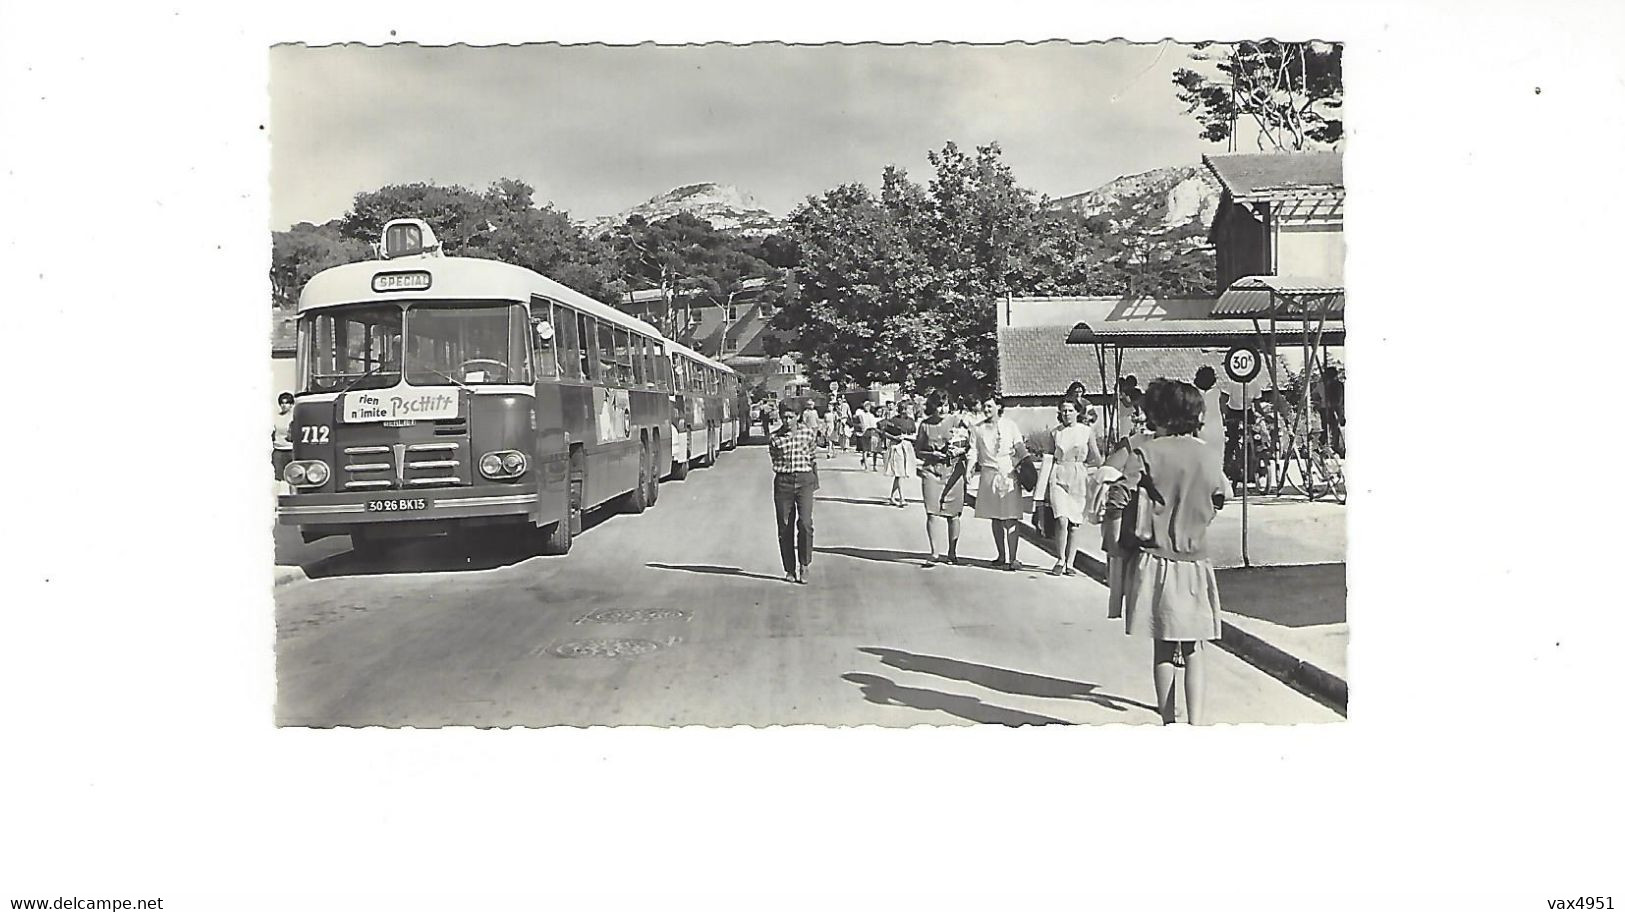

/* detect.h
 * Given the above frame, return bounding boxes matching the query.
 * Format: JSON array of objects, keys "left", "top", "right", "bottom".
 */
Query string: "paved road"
[{"left": 274, "top": 443, "right": 1341, "bottom": 727}]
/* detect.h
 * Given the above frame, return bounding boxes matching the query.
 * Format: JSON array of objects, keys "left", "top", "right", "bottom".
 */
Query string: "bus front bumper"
[{"left": 277, "top": 488, "right": 539, "bottom": 526}]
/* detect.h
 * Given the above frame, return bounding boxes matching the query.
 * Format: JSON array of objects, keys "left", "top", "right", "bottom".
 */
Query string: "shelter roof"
[
  {"left": 1202, "top": 152, "right": 1343, "bottom": 201},
  {"left": 1212, "top": 274, "right": 1345, "bottom": 318}
]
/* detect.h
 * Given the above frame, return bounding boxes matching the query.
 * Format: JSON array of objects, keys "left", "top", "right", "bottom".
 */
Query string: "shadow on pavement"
[
  {"left": 815, "top": 545, "right": 933, "bottom": 566},
  {"left": 859, "top": 647, "right": 1156, "bottom": 713},
  {"left": 842, "top": 673, "right": 1069, "bottom": 726},
  {"left": 646, "top": 562, "right": 787, "bottom": 583},
  {"left": 1216, "top": 563, "right": 1346, "bottom": 628},
  {"left": 293, "top": 510, "right": 616, "bottom": 580},
  {"left": 814, "top": 495, "right": 900, "bottom": 507}
]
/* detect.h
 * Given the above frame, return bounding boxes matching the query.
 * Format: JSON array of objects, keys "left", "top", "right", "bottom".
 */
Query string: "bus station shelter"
[{"left": 1065, "top": 275, "right": 1346, "bottom": 564}]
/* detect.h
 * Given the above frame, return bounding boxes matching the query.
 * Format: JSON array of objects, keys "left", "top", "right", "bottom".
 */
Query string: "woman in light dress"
[
  {"left": 971, "top": 393, "right": 1029, "bottom": 571},
  {"left": 1043, "top": 398, "right": 1104, "bottom": 576},
  {"left": 881, "top": 400, "right": 919, "bottom": 507}
]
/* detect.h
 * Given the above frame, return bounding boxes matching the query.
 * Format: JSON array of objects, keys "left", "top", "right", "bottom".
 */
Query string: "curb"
[
  {"left": 1033, "top": 520, "right": 1348, "bottom": 717},
  {"left": 1217, "top": 621, "right": 1347, "bottom": 716},
  {"left": 273, "top": 566, "right": 309, "bottom": 588}
]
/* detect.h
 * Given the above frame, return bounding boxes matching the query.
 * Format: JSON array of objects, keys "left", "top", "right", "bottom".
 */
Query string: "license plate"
[
  {"left": 366, "top": 497, "right": 428, "bottom": 513},
  {"left": 382, "top": 419, "right": 416, "bottom": 428}
]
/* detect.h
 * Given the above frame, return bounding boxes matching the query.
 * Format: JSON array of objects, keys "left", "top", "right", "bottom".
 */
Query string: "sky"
[{"left": 269, "top": 41, "right": 1231, "bottom": 229}]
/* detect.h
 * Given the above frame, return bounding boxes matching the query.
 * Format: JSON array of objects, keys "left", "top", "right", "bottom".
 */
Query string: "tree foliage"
[
  {"left": 601, "top": 213, "right": 778, "bottom": 341},
  {"left": 1172, "top": 40, "right": 1343, "bottom": 151},
  {"left": 774, "top": 141, "right": 1213, "bottom": 399},
  {"left": 271, "top": 221, "right": 371, "bottom": 309}
]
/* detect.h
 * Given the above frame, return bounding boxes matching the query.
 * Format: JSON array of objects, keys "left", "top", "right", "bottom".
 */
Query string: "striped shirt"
[{"left": 768, "top": 425, "right": 820, "bottom": 474}]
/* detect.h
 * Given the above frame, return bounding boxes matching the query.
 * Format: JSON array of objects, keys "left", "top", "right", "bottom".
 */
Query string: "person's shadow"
[
  {"left": 842, "top": 673, "right": 1069, "bottom": 726},
  {"left": 646, "top": 563, "right": 787, "bottom": 583},
  {"left": 859, "top": 646, "right": 1156, "bottom": 713}
]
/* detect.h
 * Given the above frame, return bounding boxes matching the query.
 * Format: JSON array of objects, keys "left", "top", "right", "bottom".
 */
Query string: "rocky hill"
[
  {"left": 1049, "top": 164, "right": 1221, "bottom": 248},
  {"left": 585, "top": 182, "right": 784, "bottom": 237}
]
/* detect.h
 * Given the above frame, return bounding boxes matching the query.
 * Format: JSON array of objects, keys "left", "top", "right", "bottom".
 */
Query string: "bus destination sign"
[
  {"left": 372, "top": 270, "right": 432, "bottom": 293},
  {"left": 343, "top": 386, "right": 461, "bottom": 423}
]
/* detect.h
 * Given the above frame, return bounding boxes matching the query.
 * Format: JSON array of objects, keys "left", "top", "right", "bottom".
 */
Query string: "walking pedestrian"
[
  {"left": 881, "top": 399, "right": 918, "bottom": 507},
  {"left": 1094, "top": 382, "right": 1163, "bottom": 620},
  {"left": 853, "top": 403, "right": 880, "bottom": 470},
  {"left": 768, "top": 399, "right": 820, "bottom": 584},
  {"left": 1042, "top": 398, "right": 1104, "bottom": 576},
  {"left": 1103, "top": 380, "right": 1227, "bottom": 725},
  {"left": 971, "top": 393, "right": 1028, "bottom": 571},
  {"left": 914, "top": 393, "right": 969, "bottom": 566}
]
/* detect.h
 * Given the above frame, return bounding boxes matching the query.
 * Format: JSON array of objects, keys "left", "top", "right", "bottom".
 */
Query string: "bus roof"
[
  {"left": 297, "top": 256, "right": 662, "bottom": 339},
  {"left": 665, "top": 339, "right": 735, "bottom": 375}
]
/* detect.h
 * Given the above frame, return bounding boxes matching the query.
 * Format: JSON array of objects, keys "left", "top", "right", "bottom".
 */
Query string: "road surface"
[{"left": 274, "top": 441, "right": 1341, "bottom": 727}]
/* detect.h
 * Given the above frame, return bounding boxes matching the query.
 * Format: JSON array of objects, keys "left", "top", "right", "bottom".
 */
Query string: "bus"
[
  {"left": 276, "top": 219, "right": 670, "bottom": 556},
  {"left": 664, "top": 341, "right": 741, "bottom": 479}
]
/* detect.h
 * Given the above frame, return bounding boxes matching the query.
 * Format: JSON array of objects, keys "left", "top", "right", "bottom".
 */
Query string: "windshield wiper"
[
  {"left": 419, "top": 367, "right": 473, "bottom": 392},
  {"left": 335, "top": 364, "right": 397, "bottom": 394}
]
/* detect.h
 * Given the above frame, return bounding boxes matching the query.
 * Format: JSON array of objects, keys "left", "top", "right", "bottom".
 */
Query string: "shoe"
[
  {"left": 784, "top": 572, "right": 798, "bottom": 584},
  {"left": 1049, "top": 563, "right": 1065, "bottom": 576},
  {"left": 945, "top": 554, "right": 959, "bottom": 565},
  {"left": 797, "top": 564, "right": 810, "bottom": 585},
  {"left": 1007, "top": 560, "right": 1024, "bottom": 572}
]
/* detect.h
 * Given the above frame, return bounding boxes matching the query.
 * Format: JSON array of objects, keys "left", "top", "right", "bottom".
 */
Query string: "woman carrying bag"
[{"left": 1100, "top": 379, "right": 1227, "bottom": 725}]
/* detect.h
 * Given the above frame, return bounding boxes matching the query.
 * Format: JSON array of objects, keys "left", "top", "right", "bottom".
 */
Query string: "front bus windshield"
[{"left": 300, "top": 301, "right": 532, "bottom": 393}]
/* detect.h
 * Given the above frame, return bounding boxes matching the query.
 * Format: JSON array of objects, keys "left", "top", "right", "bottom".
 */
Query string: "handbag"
[
  {"left": 1117, "top": 448, "right": 1164, "bottom": 552},
  {"left": 1015, "top": 454, "right": 1039, "bottom": 492}
]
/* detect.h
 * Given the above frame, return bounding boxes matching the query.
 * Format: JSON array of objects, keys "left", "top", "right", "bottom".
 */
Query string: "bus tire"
[
  {"left": 648, "top": 433, "right": 661, "bottom": 504},
  {"left": 540, "top": 446, "right": 584, "bottom": 555},
  {"left": 539, "top": 516, "right": 573, "bottom": 555},
  {"left": 622, "top": 439, "right": 650, "bottom": 514}
]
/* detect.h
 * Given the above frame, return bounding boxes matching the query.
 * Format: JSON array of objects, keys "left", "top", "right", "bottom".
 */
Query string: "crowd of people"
[{"left": 765, "top": 374, "right": 1233, "bottom": 724}]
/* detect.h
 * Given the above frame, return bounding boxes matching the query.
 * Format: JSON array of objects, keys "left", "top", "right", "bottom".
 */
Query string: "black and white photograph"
[
  {"left": 6, "top": 3, "right": 1622, "bottom": 908},
  {"left": 270, "top": 40, "right": 1347, "bottom": 727}
]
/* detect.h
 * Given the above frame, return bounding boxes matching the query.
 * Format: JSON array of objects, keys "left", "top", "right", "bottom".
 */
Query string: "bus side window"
[
  {"left": 531, "top": 297, "right": 559, "bottom": 379},
  {"left": 631, "top": 334, "right": 647, "bottom": 386},
  {"left": 614, "top": 328, "right": 633, "bottom": 386},
  {"left": 597, "top": 319, "right": 618, "bottom": 385},
  {"left": 655, "top": 345, "right": 670, "bottom": 392},
  {"left": 577, "top": 313, "right": 596, "bottom": 381},
  {"left": 555, "top": 305, "right": 580, "bottom": 380}
]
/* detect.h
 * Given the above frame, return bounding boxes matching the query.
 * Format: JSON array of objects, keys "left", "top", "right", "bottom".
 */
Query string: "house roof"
[
  {"left": 1203, "top": 152, "right": 1343, "bottom": 200},
  {"left": 998, "top": 324, "right": 1261, "bottom": 401}
]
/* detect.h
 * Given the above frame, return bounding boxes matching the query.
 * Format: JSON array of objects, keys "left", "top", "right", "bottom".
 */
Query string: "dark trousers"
[{"left": 773, "top": 471, "right": 818, "bottom": 573}]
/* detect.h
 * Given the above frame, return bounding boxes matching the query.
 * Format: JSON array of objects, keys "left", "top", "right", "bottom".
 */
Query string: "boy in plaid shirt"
[{"left": 768, "top": 400, "right": 820, "bottom": 583}]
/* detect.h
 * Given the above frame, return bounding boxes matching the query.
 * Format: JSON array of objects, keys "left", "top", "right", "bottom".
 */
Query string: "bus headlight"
[
  {"left": 480, "top": 450, "right": 527, "bottom": 479},
  {"left": 284, "top": 460, "right": 329, "bottom": 488}
]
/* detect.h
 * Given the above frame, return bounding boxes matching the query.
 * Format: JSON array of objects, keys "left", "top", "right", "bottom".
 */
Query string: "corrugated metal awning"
[
  {"left": 1212, "top": 275, "right": 1345, "bottom": 317},
  {"left": 1066, "top": 318, "right": 1344, "bottom": 348}
]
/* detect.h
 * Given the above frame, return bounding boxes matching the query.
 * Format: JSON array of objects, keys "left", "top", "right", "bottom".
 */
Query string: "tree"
[
  {"left": 270, "top": 221, "right": 370, "bottom": 309},
  {"left": 1172, "top": 40, "right": 1343, "bottom": 151},
  {"left": 604, "top": 212, "right": 777, "bottom": 342},
  {"left": 340, "top": 179, "right": 624, "bottom": 301},
  {"left": 777, "top": 142, "right": 1046, "bottom": 399}
]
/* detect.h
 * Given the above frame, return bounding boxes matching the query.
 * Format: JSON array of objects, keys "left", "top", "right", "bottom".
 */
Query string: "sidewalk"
[{"left": 1026, "top": 494, "right": 1348, "bottom": 714}]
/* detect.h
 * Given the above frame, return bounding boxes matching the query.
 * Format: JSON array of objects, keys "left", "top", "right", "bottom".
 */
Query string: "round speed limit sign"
[{"left": 1224, "top": 346, "right": 1262, "bottom": 384}]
